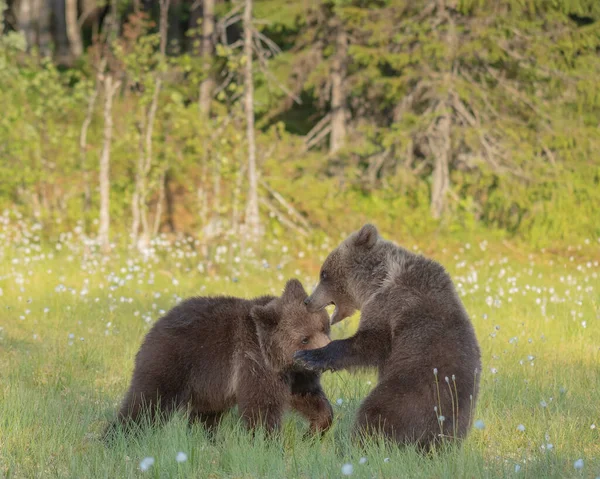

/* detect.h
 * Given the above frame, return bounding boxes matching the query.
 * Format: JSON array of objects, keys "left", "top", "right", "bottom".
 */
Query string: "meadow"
[{"left": 0, "top": 215, "right": 599, "bottom": 478}]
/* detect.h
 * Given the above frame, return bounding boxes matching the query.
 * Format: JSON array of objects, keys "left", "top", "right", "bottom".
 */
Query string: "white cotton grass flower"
[
  {"left": 341, "top": 463, "right": 353, "bottom": 475},
  {"left": 573, "top": 459, "right": 584, "bottom": 470},
  {"left": 359, "top": 457, "right": 367, "bottom": 465},
  {"left": 540, "top": 400, "right": 547, "bottom": 408},
  {"left": 139, "top": 457, "right": 155, "bottom": 472},
  {"left": 517, "top": 424, "right": 525, "bottom": 432},
  {"left": 176, "top": 452, "right": 187, "bottom": 463},
  {"left": 474, "top": 419, "right": 485, "bottom": 430},
  {"left": 336, "top": 398, "right": 343, "bottom": 406},
  {"left": 515, "top": 464, "right": 521, "bottom": 472}
]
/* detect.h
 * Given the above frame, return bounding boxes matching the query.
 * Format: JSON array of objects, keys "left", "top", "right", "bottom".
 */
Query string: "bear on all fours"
[
  {"left": 295, "top": 224, "right": 482, "bottom": 450},
  {"left": 107, "top": 279, "right": 333, "bottom": 438}
]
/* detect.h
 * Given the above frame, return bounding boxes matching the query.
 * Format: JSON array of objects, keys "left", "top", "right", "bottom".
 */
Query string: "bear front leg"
[
  {"left": 238, "top": 402, "right": 283, "bottom": 434},
  {"left": 236, "top": 364, "right": 286, "bottom": 435},
  {"left": 289, "top": 371, "right": 333, "bottom": 435},
  {"left": 294, "top": 328, "right": 389, "bottom": 372}
]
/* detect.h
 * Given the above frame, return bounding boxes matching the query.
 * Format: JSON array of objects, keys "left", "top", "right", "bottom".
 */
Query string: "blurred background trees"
[{"left": 0, "top": 0, "right": 599, "bottom": 247}]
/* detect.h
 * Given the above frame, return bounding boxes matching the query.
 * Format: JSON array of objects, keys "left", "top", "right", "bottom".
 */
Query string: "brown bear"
[
  {"left": 107, "top": 279, "right": 333, "bottom": 437},
  {"left": 295, "top": 224, "right": 482, "bottom": 450}
]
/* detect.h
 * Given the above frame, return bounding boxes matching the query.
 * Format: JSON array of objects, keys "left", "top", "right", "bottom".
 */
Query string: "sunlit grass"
[{"left": 0, "top": 217, "right": 599, "bottom": 478}]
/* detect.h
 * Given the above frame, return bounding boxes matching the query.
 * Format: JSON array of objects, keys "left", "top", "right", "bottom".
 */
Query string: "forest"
[{"left": 1, "top": 0, "right": 599, "bottom": 248}]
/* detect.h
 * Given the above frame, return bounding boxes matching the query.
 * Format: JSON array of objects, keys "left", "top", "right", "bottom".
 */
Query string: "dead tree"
[
  {"left": 80, "top": 58, "right": 107, "bottom": 217},
  {"left": 98, "top": 74, "right": 120, "bottom": 253},
  {"left": 329, "top": 16, "right": 347, "bottom": 154},
  {"left": 131, "top": 0, "right": 170, "bottom": 248},
  {"left": 242, "top": 0, "right": 260, "bottom": 240},
  {"left": 429, "top": 105, "right": 451, "bottom": 219},
  {"left": 199, "top": 0, "right": 215, "bottom": 116}
]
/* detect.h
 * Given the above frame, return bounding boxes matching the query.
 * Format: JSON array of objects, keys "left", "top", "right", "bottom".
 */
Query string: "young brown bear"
[
  {"left": 295, "top": 224, "right": 481, "bottom": 450},
  {"left": 108, "top": 279, "right": 333, "bottom": 437}
]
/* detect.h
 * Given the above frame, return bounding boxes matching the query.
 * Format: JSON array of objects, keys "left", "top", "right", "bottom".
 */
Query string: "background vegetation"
[{"left": 1, "top": 0, "right": 599, "bottom": 249}]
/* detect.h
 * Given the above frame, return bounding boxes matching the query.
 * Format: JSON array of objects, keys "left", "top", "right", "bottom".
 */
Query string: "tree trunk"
[
  {"left": 132, "top": 0, "right": 169, "bottom": 248},
  {"left": 17, "top": 0, "right": 35, "bottom": 49},
  {"left": 429, "top": 1, "right": 455, "bottom": 220},
  {"left": 51, "top": 0, "right": 72, "bottom": 64},
  {"left": 99, "top": 75, "right": 119, "bottom": 253},
  {"left": 65, "top": 0, "right": 83, "bottom": 58},
  {"left": 199, "top": 0, "right": 215, "bottom": 117},
  {"left": 243, "top": 0, "right": 260, "bottom": 240},
  {"left": 36, "top": 0, "right": 52, "bottom": 56},
  {"left": 131, "top": 117, "right": 145, "bottom": 242},
  {"left": 0, "top": 0, "right": 6, "bottom": 33},
  {"left": 80, "top": 58, "right": 106, "bottom": 222},
  {"left": 329, "top": 17, "right": 347, "bottom": 154},
  {"left": 152, "top": 168, "right": 167, "bottom": 236},
  {"left": 430, "top": 108, "right": 450, "bottom": 219},
  {"left": 164, "top": 169, "right": 176, "bottom": 232}
]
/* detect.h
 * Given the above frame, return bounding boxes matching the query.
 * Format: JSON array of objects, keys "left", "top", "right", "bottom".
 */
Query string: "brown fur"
[
  {"left": 107, "top": 279, "right": 333, "bottom": 438},
  {"left": 295, "top": 224, "right": 482, "bottom": 450}
]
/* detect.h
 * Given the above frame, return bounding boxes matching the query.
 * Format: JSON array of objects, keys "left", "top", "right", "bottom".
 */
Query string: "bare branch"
[
  {"left": 252, "top": 26, "right": 282, "bottom": 56},
  {"left": 212, "top": 71, "right": 235, "bottom": 98},
  {"left": 256, "top": 61, "right": 302, "bottom": 105},
  {"left": 259, "top": 198, "right": 309, "bottom": 237},
  {"left": 218, "top": 3, "right": 244, "bottom": 45},
  {"left": 304, "top": 114, "right": 332, "bottom": 144},
  {"left": 259, "top": 178, "right": 311, "bottom": 230},
  {"left": 305, "top": 124, "right": 332, "bottom": 151}
]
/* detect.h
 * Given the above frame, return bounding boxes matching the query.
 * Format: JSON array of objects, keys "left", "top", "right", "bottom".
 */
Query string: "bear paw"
[{"left": 293, "top": 349, "right": 332, "bottom": 372}]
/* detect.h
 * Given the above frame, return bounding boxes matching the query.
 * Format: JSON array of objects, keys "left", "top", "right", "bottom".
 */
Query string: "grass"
[{"left": 0, "top": 226, "right": 599, "bottom": 478}]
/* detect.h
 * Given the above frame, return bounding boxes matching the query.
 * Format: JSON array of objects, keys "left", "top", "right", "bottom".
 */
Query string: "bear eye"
[
  {"left": 301, "top": 337, "right": 310, "bottom": 345},
  {"left": 320, "top": 270, "right": 327, "bottom": 281}
]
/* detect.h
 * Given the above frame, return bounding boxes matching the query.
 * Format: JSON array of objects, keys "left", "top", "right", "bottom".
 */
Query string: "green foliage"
[{"left": 1, "top": 0, "right": 599, "bottom": 246}]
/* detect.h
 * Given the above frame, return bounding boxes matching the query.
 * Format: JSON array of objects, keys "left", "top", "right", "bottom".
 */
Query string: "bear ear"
[
  {"left": 282, "top": 278, "right": 308, "bottom": 302},
  {"left": 250, "top": 304, "right": 279, "bottom": 328},
  {"left": 354, "top": 223, "right": 379, "bottom": 249}
]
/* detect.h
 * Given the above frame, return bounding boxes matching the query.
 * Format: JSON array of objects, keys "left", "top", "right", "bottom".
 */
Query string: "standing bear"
[
  {"left": 295, "top": 224, "right": 481, "bottom": 449},
  {"left": 107, "top": 279, "right": 333, "bottom": 437}
]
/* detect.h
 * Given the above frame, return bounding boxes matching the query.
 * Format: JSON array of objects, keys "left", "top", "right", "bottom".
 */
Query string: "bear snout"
[{"left": 312, "top": 333, "right": 330, "bottom": 350}]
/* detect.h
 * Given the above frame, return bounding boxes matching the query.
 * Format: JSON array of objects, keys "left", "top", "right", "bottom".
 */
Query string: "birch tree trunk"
[
  {"left": 329, "top": 17, "right": 347, "bottom": 154},
  {"left": 199, "top": 0, "right": 215, "bottom": 117},
  {"left": 243, "top": 0, "right": 260, "bottom": 240},
  {"left": 80, "top": 58, "right": 106, "bottom": 220},
  {"left": 98, "top": 75, "right": 120, "bottom": 253},
  {"left": 131, "top": 0, "right": 169, "bottom": 248}
]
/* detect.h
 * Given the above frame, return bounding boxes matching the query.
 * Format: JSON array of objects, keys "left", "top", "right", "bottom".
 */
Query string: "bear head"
[
  {"left": 250, "top": 279, "right": 331, "bottom": 371},
  {"left": 304, "top": 223, "right": 380, "bottom": 324}
]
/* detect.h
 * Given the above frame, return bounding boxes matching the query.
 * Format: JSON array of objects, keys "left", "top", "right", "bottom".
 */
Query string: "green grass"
[{"left": 0, "top": 233, "right": 599, "bottom": 478}]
